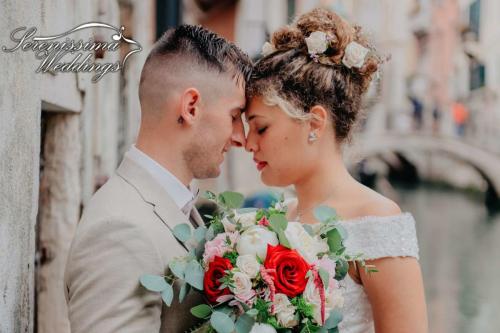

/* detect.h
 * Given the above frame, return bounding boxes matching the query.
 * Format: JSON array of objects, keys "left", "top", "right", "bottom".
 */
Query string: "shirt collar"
[{"left": 127, "top": 145, "right": 198, "bottom": 215}]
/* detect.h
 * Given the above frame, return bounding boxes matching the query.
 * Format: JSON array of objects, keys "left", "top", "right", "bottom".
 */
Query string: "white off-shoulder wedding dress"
[{"left": 332, "top": 213, "right": 420, "bottom": 333}]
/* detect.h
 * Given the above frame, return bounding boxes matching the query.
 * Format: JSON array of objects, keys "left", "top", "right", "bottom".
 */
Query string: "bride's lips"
[{"left": 254, "top": 158, "right": 268, "bottom": 171}]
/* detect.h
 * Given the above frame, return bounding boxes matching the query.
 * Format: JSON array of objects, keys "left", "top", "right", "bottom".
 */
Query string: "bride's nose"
[{"left": 245, "top": 134, "right": 257, "bottom": 153}]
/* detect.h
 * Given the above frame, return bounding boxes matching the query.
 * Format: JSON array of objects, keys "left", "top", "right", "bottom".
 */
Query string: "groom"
[{"left": 64, "top": 25, "right": 251, "bottom": 333}]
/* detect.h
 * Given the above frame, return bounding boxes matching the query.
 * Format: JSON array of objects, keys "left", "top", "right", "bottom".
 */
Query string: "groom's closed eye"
[{"left": 257, "top": 126, "right": 268, "bottom": 135}]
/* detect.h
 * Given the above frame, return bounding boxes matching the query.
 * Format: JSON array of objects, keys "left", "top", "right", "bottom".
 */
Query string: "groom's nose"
[{"left": 231, "top": 118, "right": 246, "bottom": 147}]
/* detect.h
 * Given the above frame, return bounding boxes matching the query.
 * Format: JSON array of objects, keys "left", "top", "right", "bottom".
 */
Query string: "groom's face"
[{"left": 185, "top": 80, "right": 246, "bottom": 178}]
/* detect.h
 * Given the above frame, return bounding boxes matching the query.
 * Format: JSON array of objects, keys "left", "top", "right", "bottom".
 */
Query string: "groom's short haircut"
[{"left": 139, "top": 25, "right": 252, "bottom": 115}]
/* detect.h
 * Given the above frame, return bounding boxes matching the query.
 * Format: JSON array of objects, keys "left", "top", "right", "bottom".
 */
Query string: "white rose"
[
  {"left": 261, "top": 41, "right": 276, "bottom": 56},
  {"left": 284, "top": 222, "right": 329, "bottom": 263},
  {"left": 236, "top": 226, "right": 279, "bottom": 260},
  {"left": 236, "top": 254, "right": 261, "bottom": 279},
  {"left": 342, "top": 41, "right": 369, "bottom": 69},
  {"left": 249, "top": 323, "right": 277, "bottom": 333},
  {"left": 230, "top": 271, "right": 255, "bottom": 302},
  {"left": 303, "top": 277, "right": 344, "bottom": 325},
  {"left": 221, "top": 216, "right": 237, "bottom": 233},
  {"left": 272, "top": 294, "right": 298, "bottom": 328},
  {"left": 303, "top": 278, "right": 323, "bottom": 324},
  {"left": 236, "top": 211, "right": 258, "bottom": 230},
  {"left": 222, "top": 212, "right": 257, "bottom": 232},
  {"left": 305, "top": 31, "right": 328, "bottom": 55}
]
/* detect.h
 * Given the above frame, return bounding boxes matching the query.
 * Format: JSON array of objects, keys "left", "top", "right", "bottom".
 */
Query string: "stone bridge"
[{"left": 353, "top": 132, "right": 500, "bottom": 207}]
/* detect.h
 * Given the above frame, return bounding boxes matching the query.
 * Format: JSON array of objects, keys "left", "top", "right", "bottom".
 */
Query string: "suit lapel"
[
  {"left": 116, "top": 155, "right": 195, "bottom": 243},
  {"left": 189, "top": 208, "right": 205, "bottom": 228}
]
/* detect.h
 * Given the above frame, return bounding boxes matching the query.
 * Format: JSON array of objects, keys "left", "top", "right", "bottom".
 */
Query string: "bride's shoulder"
[{"left": 346, "top": 185, "right": 402, "bottom": 221}]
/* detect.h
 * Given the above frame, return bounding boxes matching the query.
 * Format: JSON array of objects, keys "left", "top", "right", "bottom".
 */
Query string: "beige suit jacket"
[{"left": 65, "top": 154, "right": 205, "bottom": 333}]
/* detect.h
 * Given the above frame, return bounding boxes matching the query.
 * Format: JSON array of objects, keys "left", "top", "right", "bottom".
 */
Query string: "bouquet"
[{"left": 140, "top": 191, "right": 375, "bottom": 333}]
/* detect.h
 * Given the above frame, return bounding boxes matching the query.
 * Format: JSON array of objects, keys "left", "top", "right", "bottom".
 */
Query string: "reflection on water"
[{"left": 394, "top": 183, "right": 500, "bottom": 333}]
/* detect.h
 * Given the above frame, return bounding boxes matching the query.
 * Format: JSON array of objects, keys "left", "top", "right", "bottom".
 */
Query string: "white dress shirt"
[{"left": 126, "top": 145, "right": 198, "bottom": 216}]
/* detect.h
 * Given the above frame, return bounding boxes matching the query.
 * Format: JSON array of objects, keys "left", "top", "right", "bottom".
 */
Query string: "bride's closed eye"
[{"left": 257, "top": 126, "right": 267, "bottom": 135}]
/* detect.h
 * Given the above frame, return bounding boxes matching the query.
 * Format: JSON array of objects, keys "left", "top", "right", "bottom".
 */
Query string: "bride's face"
[{"left": 245, "top": 96, "right": 315, "bottom": 186}]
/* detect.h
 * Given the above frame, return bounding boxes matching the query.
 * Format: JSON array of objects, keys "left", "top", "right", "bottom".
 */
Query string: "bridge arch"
[{"left": 354, "top": 133, "right": 500, "bottom": 209}]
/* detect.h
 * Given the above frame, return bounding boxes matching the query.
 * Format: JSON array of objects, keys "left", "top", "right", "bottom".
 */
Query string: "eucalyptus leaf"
[
  {"left": 324, "top": 309, "right": 343, "bottom": 329},
  {"left": 269, "top": 214, "right": 288, "bottom": 231},
  {"left": 193, "top": 226, "right": 208, "bottom": 242},
  {"left": 210, "top": 311, "right": 235, "bottom": 333},
  {"left": 139, "top": 274, "right": 168, "bottom": 292},
  {"left": 277, "top": 229, "right": 291, "bottom": 248},
  {"left": 326, "top": 229, "right": 343, "bottom": 253},
  {"left": 318, "top": 267, "right": 330, "bottom": 290},
  {"left": 246, "top": 309, "right": 259, "bottom": 317},
  {"left": 169, "top": 260, "right": 187, "bottom": 280},
  {"left": 184, "top": 260, "right": 204, "bottom": 290},
  {"left": 219, "top": 191, "right": 244, "bottom": 209},
  {"left": 161, "top": 283, "right": 174, "bottom": 306},
  {"left": 335, "top": 259, "right": 349, "bottom": 280},
  {"left": 235, "top": 314, "right": 255, "bottom": 333},
  {"left": 335, "top": 224, "right": 348, "bottom": 240},
  {"left": 179, "top": 281, "right": 190, "bottom": 303},
  {"left": 191, "top": 304, "right": 213, "bottom": 319},
  {"left": 204, "top": 190, "right": 217, "bottom": 201},
  {"left": 313, "top": 205, "right": 337, "bottom": 223},
  {"left": 303, "top": 224, "right": 315, "bottom": 236},
  {"left": 173, "top": 223, "right": 192, "bottom": 243},
  {"left": 206, "top": 224, "right": 216, "bottom": 241}
]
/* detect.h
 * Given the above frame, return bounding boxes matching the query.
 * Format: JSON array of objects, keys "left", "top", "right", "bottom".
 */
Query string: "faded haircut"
[{"left": 139, "top": 24, "right": 252, "bottom": 109}]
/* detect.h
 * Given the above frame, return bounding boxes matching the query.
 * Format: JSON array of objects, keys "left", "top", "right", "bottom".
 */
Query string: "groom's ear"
[
  {"left": 178, "top": 88, "right": 202, "bottom": 125},
  {"left": 308, "top": 105, "right": 329, "bottom": 136}
]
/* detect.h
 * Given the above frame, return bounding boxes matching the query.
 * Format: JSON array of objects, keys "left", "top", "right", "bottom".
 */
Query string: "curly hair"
[{"left": 248, "top": 8, "right": 382, "bottom": 143}]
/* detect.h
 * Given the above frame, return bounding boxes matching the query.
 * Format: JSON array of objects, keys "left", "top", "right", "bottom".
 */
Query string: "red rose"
[
  {"left": 264, "top": 244, "right": 311, "bottom": 298},
  {"left": 203, "top": 256, "right": 233, "bottom": 303}
]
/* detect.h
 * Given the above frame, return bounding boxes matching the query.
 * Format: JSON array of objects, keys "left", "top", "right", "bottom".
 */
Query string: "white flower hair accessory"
[
  {"left": 305, "top": 31, "right": 329, "bottom": 55},
  {"left": 261, "top": 41, "right": 276, "bottom": 56},
  {"left": 342, "top": 41, "right": 369, "bottom": 69}
]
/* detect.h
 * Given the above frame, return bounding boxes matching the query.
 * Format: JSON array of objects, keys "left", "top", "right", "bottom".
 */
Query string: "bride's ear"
[
  {"left": 308, "top": 105, "right": 329, "bottom": 137},
  {"left": 178, "top": 88, "right": 202, "bottom": 125}
]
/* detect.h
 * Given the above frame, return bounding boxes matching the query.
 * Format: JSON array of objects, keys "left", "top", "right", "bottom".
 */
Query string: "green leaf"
[
  {"left": 169, "top": 260, "right": 187, "bottom": 280},
  {"left": 303, "top": 224, "right": 315, "bottom": 236},
  {"left": 277, "top": 229, "right": 291, "bottom": 248},
  {"left": 191, "top": 304, "right": 213, "bottom": 319},
  {"left": 139, "top": 274, "right": 168, "bottom": 292},
  {"left": 219, "top": 191, "right": 244, "bottom": 209},
  {"left": 210, "top": 311, "right": 235, "bottom": 333},
  {"left": 179, "top": 281, "right": 190, "bottom": 302},
  {"left": 161, "top": 283, "right": 174, "bottom": 306},
  {"left": 206, "top": 224, "right": 216, "bottom": 241},
  {"left": 335, "top": 259, "right": 349, "bottom": 280},
  {"left": 173, "top": 223, "right": 192, "bottom": 243},
  {"left": 326, "top": 229, "right": 343, "bottom": 253},
  {"left": 204, "top": 190, "right": 217, "bottom": 201},
  {"left": 246, "top": 309, "right": 259, "bottom": 317},
  {"left": 324, "top": 309, "right": 343, "bottom": 329},
  {"left": 318, "top": 267, "right": 330, "bottom": 290},
  {"left": 313, "top": 205, "right": 337, "bottom": 223},
  {"left": 184, "top": 260, "right": 204, "bottom": 290},
  {"left": 335, "top": 224, "right": 348, "bottom": 240},
  {"left": 235, "top": 314, "right": 255, "bottom": 333},
  {"left": 269, "top": 214, "right": 288, "bottom": 231},
  {"left": 193, "top": 226, "right": 207, "bottom": 242}
]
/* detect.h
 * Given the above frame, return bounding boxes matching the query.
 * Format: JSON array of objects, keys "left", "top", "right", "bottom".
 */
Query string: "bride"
[{"left": 244, "top": 8, "right": 428, "bottom": 333}]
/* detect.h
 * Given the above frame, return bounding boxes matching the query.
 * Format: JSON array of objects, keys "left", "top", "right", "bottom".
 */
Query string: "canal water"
[{"left": 394, "top": 183, "right": 500, "bottom": 333}]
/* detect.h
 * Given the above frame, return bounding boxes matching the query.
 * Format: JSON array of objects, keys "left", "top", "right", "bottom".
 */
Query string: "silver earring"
[{"left": 308, "top": 131, "right": 318, "bottom": 142}]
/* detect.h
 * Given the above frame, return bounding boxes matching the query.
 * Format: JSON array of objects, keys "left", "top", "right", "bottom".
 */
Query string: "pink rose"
[{"left": 203, "top": 232, "right": 239, "bottom": 264}]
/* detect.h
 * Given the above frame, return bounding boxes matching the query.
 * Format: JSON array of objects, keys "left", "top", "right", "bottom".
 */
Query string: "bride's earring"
[{"left": 308, "top": 131, "right": 318, "bottom": 142}]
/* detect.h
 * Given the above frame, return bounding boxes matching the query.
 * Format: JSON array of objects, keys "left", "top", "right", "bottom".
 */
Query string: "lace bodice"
[{"left": 336, "top": 213, "right": 420, "bottom": 333}]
